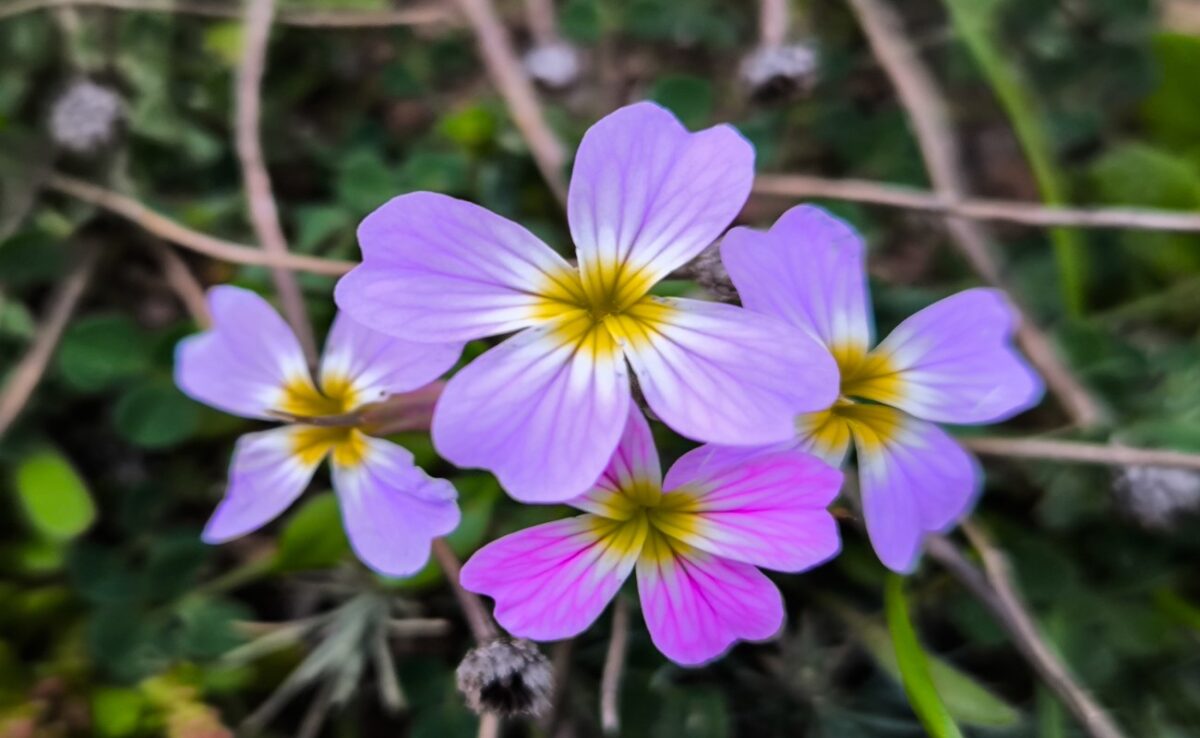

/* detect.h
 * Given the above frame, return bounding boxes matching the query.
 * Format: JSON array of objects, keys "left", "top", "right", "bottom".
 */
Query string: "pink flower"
[
  {"left": 722, "top": 205, "right": 1044, "bottom": 572},
  {"left": 174, "top": 286, "right": 463, "bottom": 576},
  {"left": 460, "top": 408, "right": 842, "bottom": 666},
  {"left": 335, "top": 102, "right": 838, "bottom": 503}
]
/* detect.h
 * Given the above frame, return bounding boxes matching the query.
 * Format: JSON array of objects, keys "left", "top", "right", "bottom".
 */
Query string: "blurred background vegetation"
[{"left": 1, "top": 0, "right": 1199, "bottom": 736}]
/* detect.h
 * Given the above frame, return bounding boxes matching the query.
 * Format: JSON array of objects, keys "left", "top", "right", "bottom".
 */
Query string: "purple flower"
[
  {"left": 460, "top": 407, "right": 842, "bottom": 666},
  {"left": 721, "top": 205, "right": 1044, "bottom": 572},
  {"left": 335, "top": 102, "right": 838, "bottom": 503},
  {"left": 174, "top": 285, "right": 464, "bottom": 577}
]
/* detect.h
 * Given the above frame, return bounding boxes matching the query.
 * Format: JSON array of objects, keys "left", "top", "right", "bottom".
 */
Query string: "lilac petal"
[
  {"left": 432, "top": 322, "right": 630, "bottom": 503},
  {"left": 202, "top": 426, "right": 321, "bottom": 543},
  {"left": 320, "top": 312, "right": 462, "bottom": 408},
  {"left": 721, "top": 204, "right": 874, "bottom": 353},
  {"left": 336, "top": 192, "right": 575, "bottom": 343},
  {"left": 618, "top": 298, "right": 839, "bottom": 446},
  {"left": 568, "top": 102, "right": 755, "bottom": 287},
  {"left": 659, "top": 444, "right": 842, "bottom": 572},
  {"left": 330, "top": 434, "right": 459, "bottom": 577},
  {"left": 175, "top": 286, "right": 310, "bottom": 419},
  {"left": 569, "top": 405, "right": 663, "bottom": 517},
  {"left": 796, "top": 410, "right": 854, "bottom": 467},
  {"left": 637, "top": 538, "right": 784, "bottom": 666},
  {"left": 848, "top": 406, "right": 981, "bottom": 573},
  {"left": 461, "top": 516, "right": 643, "bottom": 641},
  {"left": 870, "top": 288, "right": 1044, "bottom": 425}
]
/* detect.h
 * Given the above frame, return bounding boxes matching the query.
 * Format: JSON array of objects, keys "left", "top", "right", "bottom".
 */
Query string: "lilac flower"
[
  {"left": 175, "top": 286, "right": 464, "bottom": 577},
  {"left": 460, "top": 408, "right": 842, "bottom": 666},
  {"left": 721, "top": 205, "right": 1044, "bottom": 572},
  {"left": 335, "top": 102, "right": 838, "bottom": 503}
]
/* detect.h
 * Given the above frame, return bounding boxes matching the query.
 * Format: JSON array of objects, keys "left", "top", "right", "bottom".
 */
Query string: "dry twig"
[
  {"left": 236, "top": 0, "right": 318, "bottom": 363},
  {"left": 842, "top": 0, "right": 1103, "bottom": 428},
  {"left": 0, "top": 0, "right": 454, "bottom": 26},
  {"left": 959, "top": 522, "right": 1128, "bottom": 738},
  {"left": 522, "top": 0, "right": 560, "bottom": 45},
  {"left": 147, "top": 240, "right": 211, "bottom": 327},
  {"left": 452, "top": 0, "right": 568, "bottom": 203},
  {"left": 431, "top": 539, "right": 499, "bottom": 644},
  {"left": 964, "top": 436, "right": 1200, "bottom": 472},
  {"left": 0, "top": 246, "right": 100, "bottom": 437},
  {"left": 759, "top": 0, "right": 789, "bottom": 48},
  {"left": 600, "top": 598, "right": 630, "bottom": 736}
]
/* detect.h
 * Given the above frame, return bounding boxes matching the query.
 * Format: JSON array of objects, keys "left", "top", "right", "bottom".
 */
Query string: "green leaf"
[
  {"left": 1142, "top": 34, "right": 1200, "bottom": 152},
  {"left": 57, "top": 315, "right": 150, "bottom": 392},
  {"left": 202, "top": 22, "right": 244, "bottom": 68},
  {"left": 650, "top": 75, "right": 714, "bottom": 129},
  {"left": 274, "top": 492, "right": 351, "bottom": 572},
  {"left": 13, "top": 448, "right": 96, "bottom": 541},
  {"left": 113, "top": 381, "right": 202, "bottom": 449},
  {"left": 91, "top": 687, "right": 145, "bottom": 737},
  {"left": 438, "top": 105, "right": 498, "bottom": 149},
  {"left": 841, "top": 600, "right": 1021, "bottom": 727},
  {"left": 884, "top": 575, "right": 966, "bottom": 738},
  {"left": 0, "top": 291, "right": 34, "bottom": 340},
  {"left": 400, "top": 151, "right": 470, "bottom": 195}
]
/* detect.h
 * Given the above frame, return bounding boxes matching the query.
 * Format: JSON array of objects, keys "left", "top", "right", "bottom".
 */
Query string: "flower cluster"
[{"left": 177, "top": 102, "right": 1041, "bottom": 667}]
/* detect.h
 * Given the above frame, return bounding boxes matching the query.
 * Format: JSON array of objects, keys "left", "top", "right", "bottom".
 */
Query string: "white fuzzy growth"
[
  {"left": 740, "top": 43, "right": 818, "bottom": 93},
  {"left": 523, "top": 42, "right": 582, "bottom": 89},
  {"left": 1114, "top": 464, "right": 1200, "bottom": 529},
  {"left": 49, "top": 79, "right": 123, "bottom": 154}
]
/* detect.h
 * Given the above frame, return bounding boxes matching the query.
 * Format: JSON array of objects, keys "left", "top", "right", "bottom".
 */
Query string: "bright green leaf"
[
  {"left": 91, "top": 687, "right": 145, "bottom": 737},
  {"left": 13, "top": 448, "right": 96, "bottom": 541},
  {"left": 884, "top": 575, "right": 966, "bottom": 738}
]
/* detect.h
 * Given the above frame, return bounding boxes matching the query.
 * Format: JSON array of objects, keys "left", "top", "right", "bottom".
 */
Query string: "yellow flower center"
[
  {"left": 277, "top": 373, "right": 369, "bottom": 468},
  {"left": 585, "top": 478, "right": 704, "bottom": 563},
  {"left": 800, "top": 343, "right": 907, "bottom": 456},
  {"left": 532, "top": 261, "right": 675, "bottom": 358}
]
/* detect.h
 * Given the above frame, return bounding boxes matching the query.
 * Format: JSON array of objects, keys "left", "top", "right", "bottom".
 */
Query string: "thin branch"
[
  {"left": 45, "top": 174, "right": 354, "bottom": 275},
  {"left": 453, "top": 0, "right": 568, "bottom": 204},
  {"left": 0, "top": 245, "right": 100, "bottom": 438},
  {"left": 477, "top": 711, "right": 501, "bottom": 738},
  {"left": 959, "top": 523, "right": 1129, "bottom": 738},
  {"left": 759, "top": 0, "right": 789, "bottom": 48},
  {"left": 235, "top": 0, "right": 317, "bottom": 363},
  {"left": 431, "top": 538, "right": 499, "bottom": 643},
  {"left": 0, "top": 0, "right": 455, "bottom": 26},
  {"left": 523, "top": 0, "right": 560, "bottom": 45},
  {"left": 754, "top": 173, "right": 1200, "bottom": 234},
  {"left": 600, "top": 597, "right": 630, "bottom": 736},
  {"left": 842, "top": 0, "right": 1102, "bottom": 428},
  {"left": 963, "top": 436, "right": 1200, "bottom": 472},
  {"left": 147, "top": 240, "right": 211, "bottom": 327}
]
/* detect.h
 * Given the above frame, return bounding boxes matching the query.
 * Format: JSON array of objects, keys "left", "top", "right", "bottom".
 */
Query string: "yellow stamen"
[
  {"left": 280, "top": 373, "right": 370, "bottom": 468},
  {"left": 584, "top": 476, "right": 705, "bottom": 562}
]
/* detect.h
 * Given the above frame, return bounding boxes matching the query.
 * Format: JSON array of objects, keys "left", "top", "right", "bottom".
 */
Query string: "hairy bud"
[
  {"left": 740, "top": 43, "right": 818, "bottom": 101},
  {"left": 49, "top": 79, "right": 123, "bottom": 155},
  {"left": 455, "top": 638, "right": 553, "bottom": 718},
  {"left": 523, "top": 42, "right": 582, "bottom": 89}
]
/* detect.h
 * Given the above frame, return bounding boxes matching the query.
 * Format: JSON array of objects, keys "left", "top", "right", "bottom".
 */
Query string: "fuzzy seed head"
[
  {"left": 523, "top": 42, "right": 582, "bottom": 89},
  {"left": 455, "top": 638, "right": 553, "bottom": 718},
  {"left": 740, "top": 43, "right": 818, "bottom": 100},
  {"left": 1114, "top": 464, "right": 1200, "bottom": 529},
  {"left": 49, "top": 79, "right": 123, "bottom": 154}
]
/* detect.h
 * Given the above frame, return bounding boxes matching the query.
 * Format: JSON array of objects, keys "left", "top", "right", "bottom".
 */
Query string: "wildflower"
[
  {"left": 721, "top": 205, "right": 1044, "bottom": 572},
  {"left": 460, "top": 408, "right": 842, "bottom": 666},
  {"left": 456, "top": 638, "right": 554, "bottom": 717},
  {"left": 336, "top": 102, "right": 838, "bottom": 503},
  {"left": 174, "top": 286, "right": 463, "bottom": 576}
]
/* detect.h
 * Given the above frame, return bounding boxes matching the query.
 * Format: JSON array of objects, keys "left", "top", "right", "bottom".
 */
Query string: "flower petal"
[
  {"left": 568, "top": 102, "right": 755, "bottom": 288},
  {"left": 722, "top": 204, "right": 873, "bottom": 354},
  {"left": 330, "top": 434, "right": 460, "bottom": 577},
  {"left": 202, "top": 426, "right": 321, "bottom": 543},
  {"left": 846, "top": 405, "right": 981, "bottom": 573},
  {"left": 637, "top": 535, "right": 784, "bottom": 666},
  {"left": 658, "top": 444, "right": 842, "bottom": 572},
  {"left": 320, "top": 312, "right": 462, "bottom": 408},
  {"left": 569, "top": 405, "right": 663, "bottom": 518},
  {"left": 867, "top": 288, "right": 1044, "bottom": 424},
  {"left": 175, "top": 286, "right": 310, "bottom": 419},
  {"left": 795, "top": 409, "right": 853, "bottom": 466},
  {"left": 461, "top": 516, "right": 646, "bottom": 641},
  {"left": 432, "top": 320, "right": 630, "bottom": 502},
  {"left": 616, "top": 298, "right": 839, "bottom": 445},
  {"left": 336, "top": 192, "right": 576, "bottom": 343}
]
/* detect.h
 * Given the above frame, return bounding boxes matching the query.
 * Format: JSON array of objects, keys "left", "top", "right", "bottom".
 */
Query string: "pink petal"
[
  {"left": 637, "top": 538, "right": 784, "bottom": 666},
  {"left": 722, "top": 204, "right": 874, "bottom": 353},
  {"left": 461, "top": 517, "right": 644, "bottom": 641},
  {"left": 335, "top": 192, "right": 575, "bottom": 343},
  {"left": 175, "top": 286, "right": 310, "bottom": 419},
  {"left": 202, "top": 426, "right": 321, "bottom": 542},
  {"left": 849, "top": 407, "right": 981, "bottom": 572},
  {"left": 568, "top": 102, "right": 755, "bottom": 287},
  {"left": 619, "top": 298, "right": 839, "bottom": 446},
  {"left": 660, "top": 444, "right": 842, "bottom": 572},
  {"left": 870, "top": 288, "right": 1044, "bottom": 425},
  {"left": 320, "top": 312, "right": 462, "bottom": 408},
  {"left": 432, "top": 321, "right": 630, "bottom": 503},
  {"left": 331, "top": 434, "right": 460, "bottom": 577},
  {"left": 569, "top": 405, "right": 663, "bottom": 517}
]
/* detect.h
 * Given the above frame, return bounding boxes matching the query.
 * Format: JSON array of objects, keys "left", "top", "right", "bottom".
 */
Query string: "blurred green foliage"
[{"left": 1, "top": 0, "right": 1199, "bottom": 736}]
